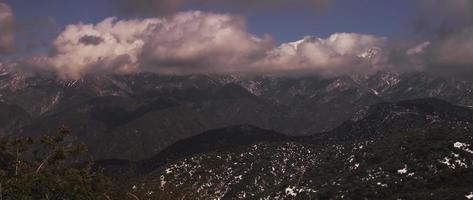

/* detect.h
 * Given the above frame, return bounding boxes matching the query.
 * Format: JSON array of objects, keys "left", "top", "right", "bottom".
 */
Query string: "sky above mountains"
[
  {"left": 4, "top": 0, "right": 420, "bottom": 41},
  {"left": 0, "top": 0, "right": 472, "bottom": 79}
]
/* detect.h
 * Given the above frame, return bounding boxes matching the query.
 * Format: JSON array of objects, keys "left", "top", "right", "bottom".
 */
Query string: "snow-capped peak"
[{"left": 358, "top": 47, "right": 381, "bottom": 59}]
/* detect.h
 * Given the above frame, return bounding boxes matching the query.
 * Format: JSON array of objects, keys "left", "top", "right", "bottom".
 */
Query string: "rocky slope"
[
  {"left": 1, "top": 70, "right": 473, "bottom": 160},
  {"left": 115, "top": 99, "right": 473, "bottom": 199}
]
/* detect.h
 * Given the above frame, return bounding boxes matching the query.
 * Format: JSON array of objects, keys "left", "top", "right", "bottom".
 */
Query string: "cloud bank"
[
  {"left": 5, "top": 0, "right": 473, "bottom": 79},
  {"left": 0, "top": 1, "right": 15, "bottom": 54},
  {"left": 257, "top": 33, "right": 386, "bottom": 76},
  {"left": 21, "top": 11, "right": 393, "bottom": 79},
  {"left": 39, "top": 11, "right": 273, "bottom": 78}
]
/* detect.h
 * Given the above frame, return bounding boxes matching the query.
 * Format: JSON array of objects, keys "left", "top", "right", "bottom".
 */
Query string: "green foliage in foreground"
[{"left": 0, "top": 127, "right": 124, "bottom": 200}]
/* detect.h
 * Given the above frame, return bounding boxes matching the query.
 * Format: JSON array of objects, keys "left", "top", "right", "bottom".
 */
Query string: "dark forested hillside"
[
  {"left": 91, "top": 99, "right": 473, "bottom": 199},
  {"left": 2, "top": 72, "right": 473, "bottom": 160}
]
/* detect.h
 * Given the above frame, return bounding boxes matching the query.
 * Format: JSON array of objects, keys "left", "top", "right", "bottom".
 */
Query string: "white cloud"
[
  {"left": 41, "top": 11, "right": 273, "bottom": 79},
  {"left": 21, "top": 11, "right": 394, "bottom": 79},
  {"left": 5, "top": 2, "right": 473, "bottom": 78},
  {"left": 255, "top": 33, "right": 387, "bottom": 76},
  {"left": 49, "top": 17, "right": 160, "bottom": 78},
  {"left": 139, "top": 11, "right": 273, "bottom": 74},
  {"left": 406, "top": 41, "right": 430, "bottom": 55}
]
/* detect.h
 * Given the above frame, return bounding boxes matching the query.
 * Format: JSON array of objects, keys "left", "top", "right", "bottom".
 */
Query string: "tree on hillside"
[{"left": 0, "top": 126, "right": 116, "bottom": 200}]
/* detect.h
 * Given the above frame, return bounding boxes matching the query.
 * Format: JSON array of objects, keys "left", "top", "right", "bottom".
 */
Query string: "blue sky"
[
  {"left": 5, "top": 0, "right": 420, "bottom": 43},
  {"left": 2, "top": 0, "right": 471, "bottom": 78}
]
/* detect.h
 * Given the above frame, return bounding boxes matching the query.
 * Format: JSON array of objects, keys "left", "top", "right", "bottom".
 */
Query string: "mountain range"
[
  {"left": 1, "top": 70, "right": 473, "bottom": 161},
  {"left": 1, "top": 69, "right": 473, "bottom": 198},
  {"left": 90, "top": 98, "right": 473, "bottom": 199}
]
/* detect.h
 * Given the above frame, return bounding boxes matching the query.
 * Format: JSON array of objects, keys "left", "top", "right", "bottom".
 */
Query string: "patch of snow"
[
  {"left": 371, "top": 89, "right": 379, "bottom": 96},
  {"left": 455, "top": 159, "right": 468, "bottom": 168},
  {"left": 285, "top": 186, "right": 297, "bottom": 197},
  {"left": 439, "top": 153, "right": 469, "bottom": 169},
  {"left": 466, "top": 192, "right": 473, "bottom": 199},
  {"left": 350, "top": 163, "right": 360, "bottom": 170},
  {"left": 376, "top": 182, "right": 388, "bottom": 187},
  {"left": 397, "top": 165, "right": 408, "bottom": 174},
  {"left": 348, "top": 156, "right": 354, "bottom": 163},
  {"left": 454, "top": 142, "right": 469, "bottom": 149},
  {"left": 358, "top": 47, "right": 381, "bottom": 59},
  {"left": 439, "top": 157, "right": 454, "bottom": 169},
  {"left": 454, "top": 142, "right": 473, "bottom": 154}
]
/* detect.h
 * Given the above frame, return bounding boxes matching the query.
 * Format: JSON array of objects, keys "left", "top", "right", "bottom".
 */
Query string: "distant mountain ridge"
[
  {"left": 1, "top": 70, "right": 473, "bottom": 159},
  {"left": 320, "top": 98, "right": 473, "bottom": 141}
]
